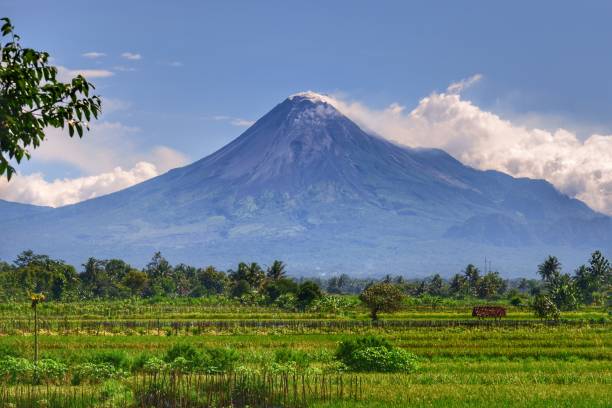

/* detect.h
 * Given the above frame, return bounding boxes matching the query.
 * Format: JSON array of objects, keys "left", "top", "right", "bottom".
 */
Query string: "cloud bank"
[
  {"left": 326, "top": 83, "right": 612, "bottom": 215},
  {"left": 0, "top": 162, "right": 158, "bottom": 207},
  {"left": 0, "top": 122, "right": 189, "bottom": 207}
]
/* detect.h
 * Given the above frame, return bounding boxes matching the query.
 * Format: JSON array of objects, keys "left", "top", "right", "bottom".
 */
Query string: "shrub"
[
  {"left": 142, "top": 357, "right": 167, "bottom": 373},
  {"left": 263, "top": 278, "right": 298, "bottom": 302},
  {"left": 509, "top": 296, "right": 523, "bottom": 307},
  {"left": 71, "top": 362, "right": 126, "bottom": 385},
  {"left": 0, "top": 357, "right": 67, "bottom": 384},
  {"left": 99, "top": 379, "right": 134, "bottom": 408},
  {"left": 35, "top": 359, "right": 67, "bottom": 384},
  {"left": 0, "top": 356, "right": 33, "bottom": 383},
  {"left": 336, "top": 336, "right": 418, "bottom": 373},
  {"left": 88, "top": 350, "right": 130, "bottom": 370},
  {"left": 349, "top": 347, "right": 418, "bottom": 372},
  {"left": 231, "top": 280, "right": 251, "bottom": 298},
  {"left": 274, "top": 293, "right": 297, "bottom": 310},
  {"left": 309, "top": 295, "right": 358, "bottom": 314},
  {"left": 169, "top": 356, "right": 192, "bottom": 373},
  {"left": 161, "top": 345, "right": 240, "bottom": 374},
  {"left": 130, "top": 352, "right": 155, "bottom": 372},
  {"left": 296, "top": 281, "right": 323, "bottom": 310},
  {"left": 0, "top": 344, "right": 21, "bottom": 358},
  {"left": 203, "top": 347, "right": 240, "bottom": 373},
  {"left": 164, "top": 344, "right": 201, "bottom": 367},
  {"left": 532, "top": 294, "right": 560, "bottom": 320},
  {"left": 336, "top": 336, "right": 391, "bottom": 366},
  {"left": 274, "top": 348, "right": 310, "bottom": 370}
]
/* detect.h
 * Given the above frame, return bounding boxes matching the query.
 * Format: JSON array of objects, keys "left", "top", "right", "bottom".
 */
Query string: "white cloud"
[
  {"left": 207, "top": 115, "right": 254, "bottom": 127},
  {"left": 230, "top": 118, "right": 254, "bottom": 127},
  {"left": 168, "top": 61, "right": 183, "bottom": 67},
  {"left": 32, "top": 122, "right": 189, "bottom": 175},
  {"left": 324, "top": 83, "right": 612, "bottom": 215},
  {"left": 56, "top": 66, "right": 114, "bottom": 82},
  {"left": 82, "top": 52, "right": 106, "bottom": 59},
  {"left": 0, "top": 120, "right": 190, "bottom": 207},
  {"left": 113, "top": 65, "right": 137, "bottom": 72},
  {"left": 121, "top": 52, "right": 142, "bottom": 60},
  {"left": 149, "top": 146, "right": 190, "bottom": 173},
  {"left": 0, "top": 162, "right": 159, "bottom": 207},
  {"left": 446, "top": 73, "right": 483, "bottom": 94}
]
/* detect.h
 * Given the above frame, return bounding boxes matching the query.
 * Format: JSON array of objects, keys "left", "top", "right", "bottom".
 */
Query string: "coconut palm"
[
  {"left": 538, "top": 256, "right": 561, "bottom": 284},
  {"left": 266, "top": 260, "right": 287, "bottom": 281}
]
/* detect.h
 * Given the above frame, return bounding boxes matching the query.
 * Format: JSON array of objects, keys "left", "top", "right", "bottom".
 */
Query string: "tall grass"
[{"left": 0, "top": 372, "right": 362, "bottom": 408}]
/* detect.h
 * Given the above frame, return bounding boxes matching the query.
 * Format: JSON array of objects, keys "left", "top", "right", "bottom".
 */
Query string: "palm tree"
[
  {"left": 538, "top": 256, "right": 561, "bottom": 284},
  {"left": 246, "top": 262, "right": 265, "bottom": 288},
  {"left": 463, "top": 264, "right": 480, "bottom": 295},
  {"left": 266, "top": 260, "right": 286, "bottom": 281}
]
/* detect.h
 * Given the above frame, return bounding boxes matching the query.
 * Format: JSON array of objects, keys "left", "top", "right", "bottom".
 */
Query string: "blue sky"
[{"left": 2, "top": 1, "right": 612, "bottom": 212}]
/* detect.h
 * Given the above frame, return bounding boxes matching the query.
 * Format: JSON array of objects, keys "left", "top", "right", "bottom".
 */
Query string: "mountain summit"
[{"left": 1, "top": 93, "right": 610, "bottom": 275}]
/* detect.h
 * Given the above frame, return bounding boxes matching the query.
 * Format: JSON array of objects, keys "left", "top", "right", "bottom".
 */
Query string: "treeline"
[
  {"left": 0, "top": 252, "right": 324, "bottom": 309},
  {"left": 530, "top": 252, "right": 611, "bottom": 318},
  {"left": 328, "top": 267, "right": 516, "bottom": 299},
  {"left": 0, "top": 250, "right": 609, "bottom": 310}
]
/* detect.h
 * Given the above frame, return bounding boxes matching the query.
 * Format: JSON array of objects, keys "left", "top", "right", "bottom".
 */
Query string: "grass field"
[{"left": 0, "top": 300, "right": 610, "bottom": 407}]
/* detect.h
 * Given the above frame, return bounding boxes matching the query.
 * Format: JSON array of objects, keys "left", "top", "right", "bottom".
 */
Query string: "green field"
[{"left": 0, "top": 300, "right": 610, "bottom": 407}]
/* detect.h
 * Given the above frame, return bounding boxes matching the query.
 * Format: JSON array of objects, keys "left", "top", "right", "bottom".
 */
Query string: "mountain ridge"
[{"left": 1, "top": 92, "right": 609, "bottom": 276}]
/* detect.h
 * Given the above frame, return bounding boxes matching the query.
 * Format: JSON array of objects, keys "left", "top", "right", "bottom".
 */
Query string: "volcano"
[{"left": 1, "top": 92, "right": 610, "bottom": 276}]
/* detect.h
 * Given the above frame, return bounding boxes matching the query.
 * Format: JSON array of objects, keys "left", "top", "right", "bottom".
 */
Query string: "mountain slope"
[
  {"left": 1, "top": 92, "right": 609, "bottom": 275},
  {"left": 0, "top": 199, "right": 51, "bottom": 223}
]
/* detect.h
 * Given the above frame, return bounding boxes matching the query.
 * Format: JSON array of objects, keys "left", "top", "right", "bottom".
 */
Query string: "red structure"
[{"left": 472, "top": 306, "right": 506, "bottom": 319}]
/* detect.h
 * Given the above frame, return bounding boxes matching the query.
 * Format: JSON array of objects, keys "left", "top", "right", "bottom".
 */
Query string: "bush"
[
  {"left": 130, "top": 352, "right": 155, "bottom": 372},
  {"left": 203, "top": 347, "right": 240, "bottom": 373},
  {"left": 509, "top": 296, "right": 523, "bottom": 307},
  {"left": 350, "top": 347, "right": 418, "bottom": 372},
  {"left": 309, "top": 295, "right": 358, "bottom": 314},
  {"left": 71, "top": 362, "right": 126, "bottom": 385},
  {"left": 336, "top": 336, "right": 418, "bottom": 373},
  {"left": 296, "top": 281, "right": 323, "bottom": 310},
  {"left": 274, "top": 348, "right": 310, "bottom": 370},
  {"left": 141, "top": 357, "right": 167, "bottom": 373},
  {"left": 263, "top": 278, "right": 298, "bottom": 302},
  {"left": 169, "top": 356, "right": 193, "bottom": 373},
  {"left": 88, "top": 350, "right": 130, "bottom": 370},
  {"left": 0, "top": 356, "right": 33, "bottom": 383},
  {"left": 164, "top": 344, "right": 201, "bottom": 366},
  {"left": 336, "top": 336, "right": 391, "bottom": 366},
  {"left": 0, "top": 357, "right": 67, "bottom": 384},
  {"left": 231, "top": 280, "right": 251, "bottom": 298},
  {"left": 99, "top": 379, "right": 134, "bottom": 407},
  {"left": 35, "top": 359, "right": 68, "bottom": 384},
  {"left": 162, "top": 344, "right": 240, "bottom": 373},
  {"left": 274, "top": 293, "right": 297, "bottom": 310},
  {"left": 0, "top": 344, "right": 21, "bottom": 358},
  {"left": 532, "top": 294, "right": 560, "bottom": 320}
]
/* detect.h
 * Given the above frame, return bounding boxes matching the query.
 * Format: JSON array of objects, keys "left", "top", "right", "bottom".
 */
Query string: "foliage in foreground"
[
  {"left": 0, "top": 18, "right": 101, "bottom": 180},
  {"left": 0, "top": 372, "right": 362, "bottom": 408}
]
